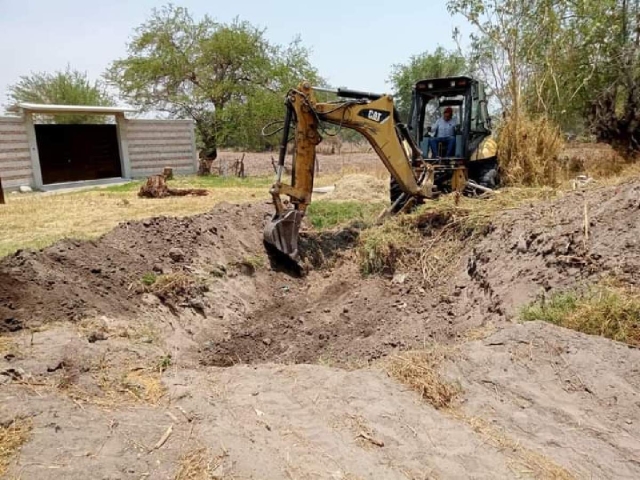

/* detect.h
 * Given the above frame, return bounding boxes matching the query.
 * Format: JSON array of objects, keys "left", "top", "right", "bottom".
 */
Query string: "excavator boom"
[{"left": 264, "top": 82, "right": 436, "bottom": 261}]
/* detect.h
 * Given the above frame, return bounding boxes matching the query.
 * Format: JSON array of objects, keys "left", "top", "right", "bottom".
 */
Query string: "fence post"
[{"left": 0, "top": 176, "right": 5, "bottom": 205}]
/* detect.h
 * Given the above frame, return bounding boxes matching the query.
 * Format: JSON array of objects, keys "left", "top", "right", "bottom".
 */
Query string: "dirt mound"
[
  {"left": 462, "top": 179, "right": 640, "bottom": 318},
  {"left": 0, "top": 203, "right": 270, "bottom": 330},
  {"left": 324, "top": 174, "right": 388, "bottom": 202},
  {"left": 446, "top": 321, "right": 640, "bottom": 478}
]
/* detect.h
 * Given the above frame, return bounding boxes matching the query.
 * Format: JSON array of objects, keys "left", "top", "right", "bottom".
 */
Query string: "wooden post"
[{"left": 0, "top": 176, "right": 5, "bottom": 205}]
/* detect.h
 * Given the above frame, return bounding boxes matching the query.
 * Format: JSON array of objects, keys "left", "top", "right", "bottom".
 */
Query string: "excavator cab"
[{"left": 407, "top": 76, "right": 498, "bottom": 192}]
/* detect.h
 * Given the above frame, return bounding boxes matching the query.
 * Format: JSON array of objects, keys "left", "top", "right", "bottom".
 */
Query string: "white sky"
[{"left": 0, "top": 0, "right": 471, "bottom": 109}]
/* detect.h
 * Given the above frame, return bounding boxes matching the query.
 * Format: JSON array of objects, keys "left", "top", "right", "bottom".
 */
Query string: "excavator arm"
[{"left": 264, "top": 82, "right": 436, "bottom": 260}]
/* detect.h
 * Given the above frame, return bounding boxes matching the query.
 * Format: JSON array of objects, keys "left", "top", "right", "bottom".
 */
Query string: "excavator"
[{"left": 263, "top": 77, "right": 497, "bottom": 261}]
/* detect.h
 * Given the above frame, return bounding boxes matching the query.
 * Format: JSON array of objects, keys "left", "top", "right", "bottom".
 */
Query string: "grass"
[
  {"left": 356, "top": 185, "right": 561, "bottom": 279},
  {"left": 174, "top": 447, "right": 213, "bottom": 480},
  {"left": 0, "top": 418, "right": 32, "bottom": 477},
  {"left": 384, "top": 348, "right": 459, "bottom": 409},
  {"left": 521, "top": 282, "right": 640, "bottom": 346},
  {"left": 497, "top": 114, "right": 565, "bottom": 187},
  {"left": 306, "top": 200, "right": 384, "bottom": 229},
  {"left": 453, "top": 412, "right": 575, "bottom": 479},
  {"left": 0, "top": 173, "right": 352, "bottom": 259}
]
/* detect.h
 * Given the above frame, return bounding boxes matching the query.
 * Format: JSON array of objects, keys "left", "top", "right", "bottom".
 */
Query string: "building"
[{"left": 0, "top": 103, "right": 198, "bottom": 191}]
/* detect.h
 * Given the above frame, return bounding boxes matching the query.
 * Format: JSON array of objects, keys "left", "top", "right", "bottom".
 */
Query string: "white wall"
[
  {"left": 126, "top": 119, "right": 198, "bottom": 178},
  {"left": 0, "top": 116, "right": 32, "bottom": 189}
]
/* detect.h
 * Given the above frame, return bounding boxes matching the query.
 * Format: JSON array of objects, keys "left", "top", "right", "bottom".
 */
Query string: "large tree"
[
  {"left": 106, "top": 5, "right": 319, "bottom": 156},
  {"left": 388, "top": 47, "right": 467, "bottom": 119},
  {"left": 449, "top": 0, "right": 640, "bottom": 154},
  {"left": 7, "top": 66, "right": 114, "bottom": 123}
]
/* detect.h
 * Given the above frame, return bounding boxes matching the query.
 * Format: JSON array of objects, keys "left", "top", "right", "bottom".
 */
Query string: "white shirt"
[{"left": 432, "top": 116, "right": 458, "bottom": 138}]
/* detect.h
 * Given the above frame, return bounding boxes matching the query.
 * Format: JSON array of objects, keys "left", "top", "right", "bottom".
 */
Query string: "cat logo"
[
  {"left": 358, "top": 109, "right": 390, "bottom": 124},
  {"left": 368, "top": 110, "right": 382, "bottom": 122}
]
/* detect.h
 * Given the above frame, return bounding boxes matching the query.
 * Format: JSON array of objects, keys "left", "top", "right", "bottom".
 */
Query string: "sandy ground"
[{"left": 1, "top": 177, "right": 640, "bottom": 478}]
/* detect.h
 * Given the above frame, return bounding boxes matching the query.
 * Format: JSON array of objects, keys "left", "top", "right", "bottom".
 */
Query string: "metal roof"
[{"left": 14, "top": 103, "right": 137, "bottom": 115}]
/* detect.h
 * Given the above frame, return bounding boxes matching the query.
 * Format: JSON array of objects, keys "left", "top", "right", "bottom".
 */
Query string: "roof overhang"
[{"left": 10, "top": 103, "right": 137, "bottom": 115}]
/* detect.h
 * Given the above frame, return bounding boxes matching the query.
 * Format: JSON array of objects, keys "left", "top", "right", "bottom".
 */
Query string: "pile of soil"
[
  {"left": 324, "top": 174, "right": 389, "bottom": 202},
  {"left": 0, "top": 203, "right": 270, "bottom": 332}
]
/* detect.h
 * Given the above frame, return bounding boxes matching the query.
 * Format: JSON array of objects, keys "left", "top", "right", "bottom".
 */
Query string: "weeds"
[
  {"left": 497, "top": 114, "right": 564, "bottom": 187},
  {"left": 306, "top": 200, "right": 384, "bottom": 230},
  {"left": 174, "top": 447, "right": 212, "bottom": 480},
  {"left": 141, "top": 272, "right": 158, "bottom": 286},
  {"left": 521, "top": 282, "right": 640, "bottom": 346},
  {"left": 385, "top": 348, "right": 459, "bottom": 409},
  {"left": 0, "top": 418, "right": 32, "bottom": 476}
]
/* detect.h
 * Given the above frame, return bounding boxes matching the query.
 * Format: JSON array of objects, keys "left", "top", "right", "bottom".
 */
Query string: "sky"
[{"left": 0, "top": 0, "right": 472, "bottom": 109}]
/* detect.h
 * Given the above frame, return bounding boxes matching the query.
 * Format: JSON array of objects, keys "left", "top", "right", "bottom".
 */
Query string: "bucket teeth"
[{"left": 263, "top": 209, "right": 304, "bottom": 261}]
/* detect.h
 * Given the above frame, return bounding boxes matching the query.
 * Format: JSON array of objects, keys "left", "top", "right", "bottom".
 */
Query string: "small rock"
[
  {"left": 152, "top": 264, "right": 164, "bottom": 274},
  {"left": 19, "top": 185, "right": 33, "bottom": 193},
  {"left": 323, "top": 308, "right": 330, "bottom": 314},
  {"left": 87, "top": 331, "right": 107, "bottom": 343},
  {"left": 142, "top": 219, "right": 152, "bottom": 227},
  {"left": 343, "top": 306, "right": 349, "bottom": 314},
  {"left": 139, "top": 336, "right": 153, "bottom": 344},
  {"left": 392, "top": 273, "right": 407, "bottom": 284},
  {"left": 188, "top": 298, "right": 206, "bottom": 311},
  {"left": 318, "top": 333, "right": 327, "bottom": 341},
  {"left": 168, "top": 247, "right": 185, "bottom": 262},
  {"left": 210, "top": 267, "right": 225, "bottom": 278},
  {"left": 141, "top": 293, "right": 160, "bottom": 306},
  {"left": 2, "top": 317, "right": 23, "bottom": 333},
  {"left": 90, "top": 267, "right": 102, "bottom": 274},
  {"left": 516, "top": 236, "right": 528, "bottom": 253},
  {"left": 262, "top": 338, "right": 272, "bottom": 346}
]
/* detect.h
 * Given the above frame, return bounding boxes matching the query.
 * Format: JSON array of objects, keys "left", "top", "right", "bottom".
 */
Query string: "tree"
[
  {"left": 106, "top": 4, "right": 319, "bottom": 157},
  {"left": 6, "top": 66, "right": 114, "bottom": 124},
  {"left": 388, "top": 47, "right": 467, "bottom": 119},
  {"left": 450, "top": 0, "right": 640, "bottom": 154}
]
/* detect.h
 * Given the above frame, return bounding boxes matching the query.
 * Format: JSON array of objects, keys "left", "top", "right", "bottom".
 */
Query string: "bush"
[{"left": 496, "top": 115, "right": 564, "bottom": 187}]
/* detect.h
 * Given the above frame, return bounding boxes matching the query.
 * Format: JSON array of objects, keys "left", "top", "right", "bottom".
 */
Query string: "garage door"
[{"left": 35, "top": 124, "right": 122, "bottom": 185}]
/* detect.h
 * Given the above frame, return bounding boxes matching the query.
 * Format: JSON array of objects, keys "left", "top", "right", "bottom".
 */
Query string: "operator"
[{"left": 429, "top": 107, "right": 458, "bottom": 158}]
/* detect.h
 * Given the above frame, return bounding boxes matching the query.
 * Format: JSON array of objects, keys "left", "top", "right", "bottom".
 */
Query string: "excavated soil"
[{"left": 1, "top": 179, "right": 640, "bottom": 478}]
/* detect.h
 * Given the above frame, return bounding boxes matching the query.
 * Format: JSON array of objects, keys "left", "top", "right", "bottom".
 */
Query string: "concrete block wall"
[{"left": 0, "top": 117, "right": 32, "bottom": 189}]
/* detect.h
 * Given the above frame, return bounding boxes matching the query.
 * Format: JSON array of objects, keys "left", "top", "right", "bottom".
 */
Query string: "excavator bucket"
[{"left": 263, "top": 209, "right": 305, "bottom": 261}]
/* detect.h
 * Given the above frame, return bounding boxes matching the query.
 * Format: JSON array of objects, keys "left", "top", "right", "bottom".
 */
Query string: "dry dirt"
[{"left": 1, "top": 177, "right": 640, "bottom": 478}]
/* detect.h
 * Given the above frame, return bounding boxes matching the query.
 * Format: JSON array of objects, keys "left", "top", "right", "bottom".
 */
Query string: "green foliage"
[
  {"left": 141, "top": 272, "right": 158, "bottom": 286},
  {"left": 106, "top": 4, "right": 319, "bottom": 153},
  {"left": 306, "top": 201, "right": 384, "bottom": 230},
  {"left": 450, "top": 0, "right": 640, "bottom": 154},
  {"left": 521, "top": 284, "right": 640, "bottom": 346},
  {"left": 388, "top": 47, "right": 466, "bottom": 119},
  {"left": 158, "top": 353, "right": 172, "bottom": 372},
  {"left": 7, "top": 66, "right": 114, "bottom": 124}
]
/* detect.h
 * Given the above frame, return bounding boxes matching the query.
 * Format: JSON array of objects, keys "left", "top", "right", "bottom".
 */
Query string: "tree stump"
[
  {"left": 138, "top": 173, "right": 209, "bottom": 198},
  {"left": 163, "top": 167, "right": 174, "bottom": 180}
]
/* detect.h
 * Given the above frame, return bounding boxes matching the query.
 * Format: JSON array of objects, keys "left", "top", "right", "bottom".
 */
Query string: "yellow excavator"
[{"left": 264, "top": 77, "right": 498, "bottom": 261}]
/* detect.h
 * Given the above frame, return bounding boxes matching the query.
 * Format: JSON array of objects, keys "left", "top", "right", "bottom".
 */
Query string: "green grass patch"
[
  {"left": 141, "top": 272, "right": 158, "bottom": 286},
  {"left": 306, "top": 200, "right": 384, "bottom": 230},
  {"left": 521, "top": 283, "right": 640, "bottom": 346}
]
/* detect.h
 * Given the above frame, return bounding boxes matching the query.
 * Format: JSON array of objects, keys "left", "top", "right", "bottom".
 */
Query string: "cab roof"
[{"left": 414, "top": 76, "right": 475, "bottom": 94}]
